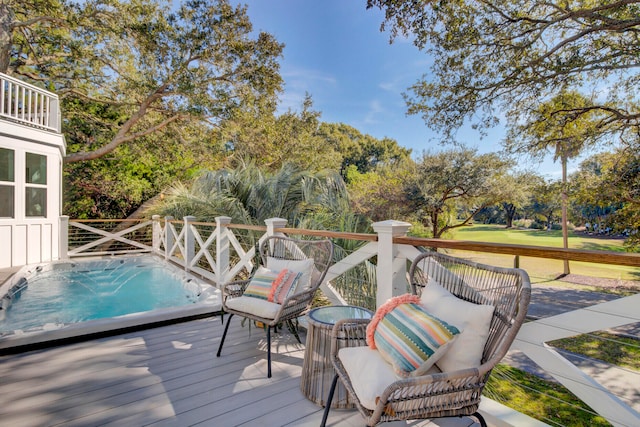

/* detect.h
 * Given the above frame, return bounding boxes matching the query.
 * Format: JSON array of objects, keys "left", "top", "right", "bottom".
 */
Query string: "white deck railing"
[
  {"left": 0, "top": 72, "right": 61, "bottom": 133},
  {"left": 61, "top": 215, "right": 640, "bottom": 427}
]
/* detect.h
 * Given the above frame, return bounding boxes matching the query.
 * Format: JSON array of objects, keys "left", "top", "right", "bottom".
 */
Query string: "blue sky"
[{"left": 234, "top": 0, "right": 566, "bottom": 177}]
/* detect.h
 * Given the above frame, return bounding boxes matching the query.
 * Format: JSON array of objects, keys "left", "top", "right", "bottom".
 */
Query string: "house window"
[
  {"left": 0, "top": 148, "right": 15, "bottom": 218},
  {"left": 25, "top": 152, "right": 47, "bottom": 217}
]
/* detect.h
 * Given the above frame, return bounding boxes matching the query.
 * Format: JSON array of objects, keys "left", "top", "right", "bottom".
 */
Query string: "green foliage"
[
  {"left": 346, "top": 158, "right": 416, "bottom": 223},
  {"left": 317, "top": 122, "right": 412, "bottom": 179},
  {"left": 485, "top": 364, "right": 611, "bottom": 427},
  {"left": 218, "top": 94, "right": 341, "bottom": 172},
  {"left": 0, "top": 0, "right": 67, "bottom": 73},
  {"left": 571, "top": 147, "right": 640, "bottom": 251},
  {"left": 367, "top": 1, "right": 640, "bottom": 144},
  {"left": 550, "top": 332, "right": 640, "bottom": 372},
  {"left": 405, "top": 148, "right": 511, "bottom": 237},
  {"left": 526, "top": 179, "right": 563, "bottom": 228},
  {"left": 152, "top": 161, "right": 369, "bottom": 233},
  {"left": 505, "top": 91, "right": 603, "bottom": 162},
  {"left": 497, "top": 170, "right": 545, "bottom": 228},
  {"left": 5, "top": 0, "right": 284, "bottom": 163},
  {"left": 62, "top": 97, "right": 225, "bottom": 218}
]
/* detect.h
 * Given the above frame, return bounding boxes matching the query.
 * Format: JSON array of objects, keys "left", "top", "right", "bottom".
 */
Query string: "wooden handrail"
[
  {"left": 70, "top": 218, "right": 639, "bottom": 267},
  {"left": 394, "top": 236, "right": 640, "bottom": 267},
  {"left": 276, "top": 227, "right": 378, "bottom": 241}
]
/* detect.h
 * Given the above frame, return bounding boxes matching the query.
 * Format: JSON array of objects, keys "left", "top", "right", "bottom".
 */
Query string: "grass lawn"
[
  {"left": 444, "top": 224, "right": 637, "bottom": 426},
  {"left": 447, "top": 225, "right": 640, "bottom": 284},
  {"left": 549, "top": 331, "right": 640, "bottom": 371},
  {"left": 485, "top": 364, "right": 611, "bottom": 426}
]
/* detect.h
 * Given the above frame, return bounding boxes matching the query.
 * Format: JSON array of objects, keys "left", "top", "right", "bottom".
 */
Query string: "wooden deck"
[{"left": 0, "top": 315, "right": 478, "bottom": 427}]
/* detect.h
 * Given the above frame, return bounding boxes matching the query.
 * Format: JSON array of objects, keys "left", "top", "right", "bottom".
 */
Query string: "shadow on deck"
[{"left": 0, "top": 316, "right": 479, "bottom": 427}]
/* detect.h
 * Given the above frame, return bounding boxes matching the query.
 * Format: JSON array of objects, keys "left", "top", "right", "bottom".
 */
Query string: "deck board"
[{"left": 0, "top": 316, "right": 476, "bottom": 427}]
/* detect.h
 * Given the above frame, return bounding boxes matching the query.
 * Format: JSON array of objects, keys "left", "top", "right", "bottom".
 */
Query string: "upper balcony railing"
[
  {"left": 59, "top": 215, "right": 640, "bottom": 427},
  {"left": 0, "top": 72, "right": 61, "bottom": 133}
]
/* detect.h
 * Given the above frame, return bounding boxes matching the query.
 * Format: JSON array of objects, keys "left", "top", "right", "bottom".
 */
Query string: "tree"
[
  {"left": 405, "top": 148, "right": 510, "bottom": 238},
  {"left": 3, "top": 0, "right": 284, "bottom": 163},
  {"left": 154, "top": 161, "right": 356, "bottom": 229},
  {"left": 572, "top": 148, "right": 640, "bottom": 251},
  {"left": 528, "top": 180, "right": 563, "bottom": 230},
  {"left": 0, "top": 0, "right": 67, "bottom": 74},
  {"left": 218, "top": 94, "right": 342, "bottom": 172},
  {"left": 498, "top": 171, "right": 544, "bottom": 228},
  {"left": 63, "top": 103, "right": 225, "bottom": 218},
  {"left": 345, "top": 157, "right": 416, "bottom": 222},
  {"left": 506, "top": 91, "right": 602, "bottom": 274},
  {"left": 367, "top": 1, "right": 640, "bottom": 144},
  {"left": 316, "top": 122, "right": 412, "bottom": 178}
]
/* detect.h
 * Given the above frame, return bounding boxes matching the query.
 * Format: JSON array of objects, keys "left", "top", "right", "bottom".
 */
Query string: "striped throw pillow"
[
  {"left": 268, "top": 269, "right": 302, "bottom": 304},
  {"left": 366, "top": 294, "right": 461, "bottom": 377},
  {"left": 243, "top": 267, "right": 279, "bottom": 300}
]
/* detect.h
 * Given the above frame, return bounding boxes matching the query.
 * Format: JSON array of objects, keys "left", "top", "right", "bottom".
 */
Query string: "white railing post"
[
  {"left": 50, "top": 96, "right": 61, "bottom": 133},
  {"left": 265, "top": 217, "right": 288, "bottom": 236},
  {"left": 215, "top": 216, "right": 232, "bottom": 285},
  {"left": 164, "top": 216, "right": 174, "bottom": 261},
  {"left": 59, "top": 215, "right": 69, "bottom": 260},
  {"left": 152, "top": 215, "right": 162, "bottom": 253},
  {"left": 183, "top": 216, "right": 196, "bottom": 271},
  {"left": 372, "top": 220, "right": 412, "bottom": 308}
]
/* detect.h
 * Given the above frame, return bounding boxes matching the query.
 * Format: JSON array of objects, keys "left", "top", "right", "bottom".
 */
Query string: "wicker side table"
[{"left": 300, "top": 305, "right": 372, "bottom": 408}]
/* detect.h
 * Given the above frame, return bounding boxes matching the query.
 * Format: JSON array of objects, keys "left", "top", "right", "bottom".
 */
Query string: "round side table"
[{"left": 300, "top": 305, "right": 372, "bottom": 408}]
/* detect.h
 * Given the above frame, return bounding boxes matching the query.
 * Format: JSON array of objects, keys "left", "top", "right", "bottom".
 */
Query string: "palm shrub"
[{"left": 152, "top": 162, "right": 374, "bottom": 298}]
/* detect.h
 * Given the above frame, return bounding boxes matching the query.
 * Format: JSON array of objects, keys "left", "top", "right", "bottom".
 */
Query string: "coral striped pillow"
[
  {"left": 366, "top": 294, "right": 461, "bottom": 377},
  {"left": 243, "top": 267, "right": 279, "bottom": 300},
  {"left": 268, "top": 269, "right": 301, "bottom": 304}
]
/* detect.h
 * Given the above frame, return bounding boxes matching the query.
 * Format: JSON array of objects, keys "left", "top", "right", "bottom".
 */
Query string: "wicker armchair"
[
  {"left": 321, "top": 251, "right": 531, "bottom": 426},
  {"left": 217, "top": 236, "right": 333, "bottom": 378}
]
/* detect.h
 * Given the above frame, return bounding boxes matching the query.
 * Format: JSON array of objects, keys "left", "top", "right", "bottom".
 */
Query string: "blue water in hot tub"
[{"left": 0, "top": 256, "right": 206, "bottom": 334}]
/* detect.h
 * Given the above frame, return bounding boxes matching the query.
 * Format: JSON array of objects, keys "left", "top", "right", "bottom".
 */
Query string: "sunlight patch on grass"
[
  {"left": 549, "top": 332, "right": 640, "bottom": 372},
  {"left": 485, "top": 364, "right": 611, "bottom": 427},
  {"left": 447, "top": 225, "right": 640, "bottom": 282}
]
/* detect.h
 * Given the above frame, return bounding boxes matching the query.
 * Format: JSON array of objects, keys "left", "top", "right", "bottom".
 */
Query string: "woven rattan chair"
[
  {"left": 217, "top": 235, "right": 333, "bottom": 378},
  {"left": 321, "top": 251, "right": 531, "bottom": 426}
]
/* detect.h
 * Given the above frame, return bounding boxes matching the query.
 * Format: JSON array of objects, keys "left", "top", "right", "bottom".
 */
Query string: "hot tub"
[{"left": 0, "top": 255, "right": 221, "bottom": 352}]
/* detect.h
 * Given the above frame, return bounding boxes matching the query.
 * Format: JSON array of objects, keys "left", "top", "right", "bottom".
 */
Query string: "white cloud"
[
  {"left": 276, "top": 66, "right": 337, "bottom": 112},
  {"left": 363, "top": 99, "right": 385, "bottom": 124}
]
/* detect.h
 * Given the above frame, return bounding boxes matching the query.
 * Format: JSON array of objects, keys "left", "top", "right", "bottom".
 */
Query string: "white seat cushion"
[
  {"left": 420, "top": 279, "right": 495, "bottom": 372},
  {"left": 225, "top": 296, "right": 281, "bottom": 320},
  {"left": 338, "top": 346, "right": 441, "bottom": 410}
]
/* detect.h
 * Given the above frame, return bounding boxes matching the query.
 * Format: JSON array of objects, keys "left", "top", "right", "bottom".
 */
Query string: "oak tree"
[{"left": 367, "top": 0, "right": 640, "bottom": 145}]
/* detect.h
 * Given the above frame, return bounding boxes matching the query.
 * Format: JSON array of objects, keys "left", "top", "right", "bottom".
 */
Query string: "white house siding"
[{"left": 0, "top": 120, "right": 65, "bottom": 268}]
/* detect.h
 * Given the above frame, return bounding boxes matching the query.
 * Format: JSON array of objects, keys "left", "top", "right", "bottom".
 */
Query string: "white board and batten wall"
[{"left": 0, "top": 119, "right": 66, "bottom": 268}]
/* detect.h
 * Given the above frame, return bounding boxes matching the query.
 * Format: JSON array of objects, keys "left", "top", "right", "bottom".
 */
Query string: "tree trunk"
[
  {"left": 504, "top": 203, "right": 516, "bottom": 228},
  {"left": 0, "top": 4, "right": 13, "bottom": 73},
  {"left": 561, "top": 155, "right": 570, "bottom": 276}
]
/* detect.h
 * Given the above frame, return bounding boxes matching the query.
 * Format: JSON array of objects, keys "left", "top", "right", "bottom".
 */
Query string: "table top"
[{"left": 308, "top": 305, "right": 372, "bottom": 326}]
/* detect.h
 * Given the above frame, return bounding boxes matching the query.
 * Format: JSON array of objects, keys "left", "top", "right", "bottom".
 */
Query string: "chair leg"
[
  {"left": 267, "top": 325, "right": 272, "bottom": 378},
  {"left": 320, "top": 374, "right": 339, "bottom": 427},
  {"left": 216, "top": 313, "right": 234, "bottom": 357},
  {"left": 286, "top": 319, "right": 302, "bottom": 344},
  {"left": 471, "top": 412, "right": 487, "bottom": 427}
]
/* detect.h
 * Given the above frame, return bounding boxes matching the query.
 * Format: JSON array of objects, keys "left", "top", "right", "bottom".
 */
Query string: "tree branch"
[{"left": 64, "top": 113, "right": 184, "bottom": 163}]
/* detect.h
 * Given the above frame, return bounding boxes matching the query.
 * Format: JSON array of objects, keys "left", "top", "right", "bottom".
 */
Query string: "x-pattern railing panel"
[
  {"left": 513, "top": 294, "right": 640, "bottom": 427},
  {"left": 189, "top": 224, "right": 218, "bottom": 274},
  {"left": 68, "top": 221, "right": 153, "bottom": 255}
]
